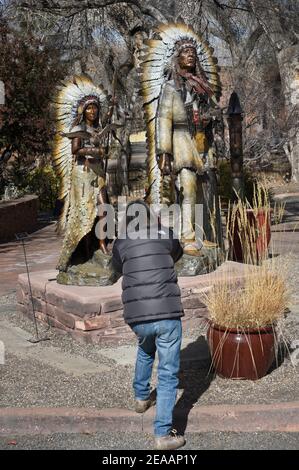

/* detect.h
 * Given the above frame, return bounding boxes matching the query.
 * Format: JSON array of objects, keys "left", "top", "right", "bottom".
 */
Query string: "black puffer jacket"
[{"left": 112, "top": 228, "right": 184, "bottom": 324}]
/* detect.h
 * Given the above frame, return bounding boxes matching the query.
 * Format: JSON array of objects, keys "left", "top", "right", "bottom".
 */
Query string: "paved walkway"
[{"left": 0, "top": 221, "right": 61, "bottom": 297}]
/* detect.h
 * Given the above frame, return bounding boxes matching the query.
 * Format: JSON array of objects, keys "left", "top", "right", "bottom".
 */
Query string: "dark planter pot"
[
  {"left": 207, "top": 322, "right": 276, "bottom": 380},
  {"left": 230, "top": 208, "right": 271, "bottom": 262}
]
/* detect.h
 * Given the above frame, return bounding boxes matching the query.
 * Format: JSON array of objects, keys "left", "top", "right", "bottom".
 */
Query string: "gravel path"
[{"left": 0, "top": 431, "right": 298, "bottom": 450}]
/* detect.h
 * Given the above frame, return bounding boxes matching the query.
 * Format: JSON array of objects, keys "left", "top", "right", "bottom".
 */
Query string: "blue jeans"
[{"left": 130, "top": 318, "right": 182, "bottom": 437}]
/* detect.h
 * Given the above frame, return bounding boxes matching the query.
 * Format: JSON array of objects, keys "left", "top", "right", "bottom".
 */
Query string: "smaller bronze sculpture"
[{"left": 53, "top": 76, "right": 118, "bottom": 285}]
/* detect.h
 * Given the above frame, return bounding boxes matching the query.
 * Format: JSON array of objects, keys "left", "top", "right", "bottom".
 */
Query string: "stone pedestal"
[{"left": 17, "top": 261, "right": 249, "bottom": 346}]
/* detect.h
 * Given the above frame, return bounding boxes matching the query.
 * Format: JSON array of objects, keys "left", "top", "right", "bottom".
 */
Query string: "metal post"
[{"left": 15, "top": 233, "right": 50, "bottom": 344}]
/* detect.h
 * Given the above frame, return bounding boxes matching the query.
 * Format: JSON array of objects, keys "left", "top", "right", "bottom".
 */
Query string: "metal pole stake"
[{"left": 15, "top": 232, "right": 50, "bottom": 344}]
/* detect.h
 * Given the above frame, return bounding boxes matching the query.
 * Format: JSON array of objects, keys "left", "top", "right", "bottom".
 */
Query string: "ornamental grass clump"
[
  {"left": 203, "top": 261, "right": 290, "bottom": 329},
  {"left": 226, "top": 183, "right": 272, "bottom": 265}
]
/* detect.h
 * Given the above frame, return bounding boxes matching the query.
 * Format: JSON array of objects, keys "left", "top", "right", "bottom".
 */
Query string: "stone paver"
[
  {"left": 99, "top": 338, "right": 210, "bottom": 367},
  {"left": 0, "top": 320, "right": 110, "bottom": 375},
  {"left": 0, "top": 223, "right": 61, "bottom": 296}
]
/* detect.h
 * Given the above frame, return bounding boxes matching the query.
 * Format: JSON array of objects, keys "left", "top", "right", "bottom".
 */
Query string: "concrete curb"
[
  {"left": 1, "top": 402, "right": 299, "bottom": 435},
  {"left": 273, "top": 192, "right": 299, "bottom": 199}
]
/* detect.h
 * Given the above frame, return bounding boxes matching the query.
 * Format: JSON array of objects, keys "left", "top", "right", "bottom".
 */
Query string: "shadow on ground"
[
  {"left": 173, "top": 336, "right": 214, "bottom": 434},
  {"left": 267, "top": 338, "right": 292, "bottom": 375}
]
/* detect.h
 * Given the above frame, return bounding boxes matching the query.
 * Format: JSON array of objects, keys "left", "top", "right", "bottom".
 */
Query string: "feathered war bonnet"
[
  {"left": 173, "top": 37, "right": 197, "bottom": 56},
  {"left": 72, "top": 94, "right": 102, "bottom": 128},
  {"left": 168, "top": 37, "right": 212, "bottom": 94},
  {"left": 140, "top": 23, "right": 221, "bottom": 101},
  {"left": 54, "top": 75, "right": 109, "bottom": 132}
]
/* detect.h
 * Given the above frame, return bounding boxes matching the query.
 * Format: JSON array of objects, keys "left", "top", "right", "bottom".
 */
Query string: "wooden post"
[{"left": 227, "top": 92, "right": 244, "bottom": 201}]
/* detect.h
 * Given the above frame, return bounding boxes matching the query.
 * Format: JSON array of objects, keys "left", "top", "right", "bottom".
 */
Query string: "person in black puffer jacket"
[{"left": 112, "top": 199, "right": 186, "bottom": 451}]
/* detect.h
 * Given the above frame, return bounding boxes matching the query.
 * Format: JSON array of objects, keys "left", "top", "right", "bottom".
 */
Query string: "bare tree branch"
[
  {"left": 247, "top": 0, "right": 298, "bottom": 51},
  {"left": 17, "top": 0, "right": 167, "bottom": 22},
  {"left": 238, "top": 24, "right": 263, "bottom": 67},
  {"left": 212, "top": 0, "right": 250, "bottom": 13}
]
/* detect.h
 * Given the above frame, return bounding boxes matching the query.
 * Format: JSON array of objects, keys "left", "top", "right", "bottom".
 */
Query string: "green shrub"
[{"left": 25, "top": 165, "right": 60, "bottom": 211}]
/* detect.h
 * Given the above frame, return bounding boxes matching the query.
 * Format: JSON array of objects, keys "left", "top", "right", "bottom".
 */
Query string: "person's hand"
[{"left": 158, "top": 153, "right": 172, "bottom": 176}]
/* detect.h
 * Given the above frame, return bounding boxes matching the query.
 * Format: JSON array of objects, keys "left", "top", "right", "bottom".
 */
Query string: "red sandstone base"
[{"left": 17, "top": 261, "right": 249, "bottom": 345}]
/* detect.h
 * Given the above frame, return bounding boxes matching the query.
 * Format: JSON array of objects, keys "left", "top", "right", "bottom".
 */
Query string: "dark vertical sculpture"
[{"left": 227, "top": 92, "right": 244, "bottom": 201}]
